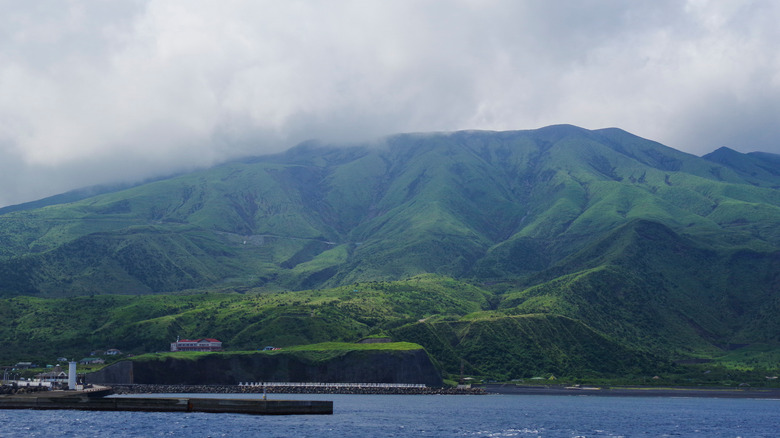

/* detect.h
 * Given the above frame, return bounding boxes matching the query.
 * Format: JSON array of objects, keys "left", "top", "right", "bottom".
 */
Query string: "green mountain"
[
  {"left": 1, "top": 125, "right": 779, "bottom": 380},
  {"left": 702, "top": 147, "right": 780, "bottom": 188},
  {"left": 2, "top": 125, "right": 779, "bottom": 295}
]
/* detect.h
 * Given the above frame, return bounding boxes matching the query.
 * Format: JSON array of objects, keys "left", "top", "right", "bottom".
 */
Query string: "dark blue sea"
[{"left": 1, "top": 393, "right": 778, "bottom": 437}]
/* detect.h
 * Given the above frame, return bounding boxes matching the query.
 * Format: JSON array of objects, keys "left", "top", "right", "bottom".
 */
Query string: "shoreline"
[
  {"left": 109, "top": 383, "right": 486, "bottom": 396},
  {"left": 106, "top": 383, "right": 780, "bottom": 399},
  {"left": 479, "top": 384, "right": 780, "bottom": 399}
]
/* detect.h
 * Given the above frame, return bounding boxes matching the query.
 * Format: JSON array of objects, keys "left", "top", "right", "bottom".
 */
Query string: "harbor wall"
[
  {"left": 108, "top": 383, "right": 485, "bottom": 395},
  {"left": 0, "top": 395, "right": 332, "bottom": 415}
]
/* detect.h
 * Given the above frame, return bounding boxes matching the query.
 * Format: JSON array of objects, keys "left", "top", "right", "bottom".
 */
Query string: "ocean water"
[{"left": 1, "top": 393, "right": 778, "bottom": 437}]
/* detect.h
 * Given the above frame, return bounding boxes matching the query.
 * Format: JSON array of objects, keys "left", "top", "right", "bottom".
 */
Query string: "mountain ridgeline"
[
  {"left": 2, "top": 124, "right": 778, "bottom": 295},
  {"left": 1, "top": 124, "right": 779, "bottom": 379}
]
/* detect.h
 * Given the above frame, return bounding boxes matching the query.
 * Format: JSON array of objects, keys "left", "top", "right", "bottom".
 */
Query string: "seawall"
[
  {"left": 0, "top": 393, "right": 332, "bottom": 415},
  {"left": 109, "top": 383, "right": 485, "bottom": 395}
]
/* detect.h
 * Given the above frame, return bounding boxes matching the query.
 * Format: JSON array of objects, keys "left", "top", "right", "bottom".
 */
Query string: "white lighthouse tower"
[{"left": 68, "top": 361, "right": 77, "bottom": 390}]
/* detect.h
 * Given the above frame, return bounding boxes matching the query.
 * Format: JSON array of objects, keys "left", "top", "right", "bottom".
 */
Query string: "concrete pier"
[{"left": 0, "top": 388, "right": 333, "bottom": 415}]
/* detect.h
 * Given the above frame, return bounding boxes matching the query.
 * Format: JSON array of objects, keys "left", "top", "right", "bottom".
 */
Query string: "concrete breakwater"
[
  {"left": 0, "top": 393, "right": 332, "bottom": 415},
  {"left": 110, "top": 383, "right": 486, "bottom": 395}
]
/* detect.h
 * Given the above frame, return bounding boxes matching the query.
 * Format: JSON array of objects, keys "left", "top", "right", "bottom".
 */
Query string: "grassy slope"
[
  {"left": 499, "top": 220, "right": 780, "bottom": 356},
  {"left": 0, "top": 275, "right": 662, "bottom": 379},
  {"left": 131, "top": 341, "right": 426, "bottom": 365},
  {"left": 0, "top": 275, "right": 487, "bottom": 362},
  {"left": 391, "top": 314, "right": 669, "bottom": 379}
]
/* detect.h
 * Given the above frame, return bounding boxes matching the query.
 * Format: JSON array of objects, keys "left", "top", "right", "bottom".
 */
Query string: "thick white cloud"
[{"left": 1, "top": 0, "right": 780, "bottom": 206}]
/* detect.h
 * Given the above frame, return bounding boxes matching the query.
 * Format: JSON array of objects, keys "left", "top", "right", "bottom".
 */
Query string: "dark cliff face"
[{"left": 87, "top": 349, "right": 443, "bottom": 387}]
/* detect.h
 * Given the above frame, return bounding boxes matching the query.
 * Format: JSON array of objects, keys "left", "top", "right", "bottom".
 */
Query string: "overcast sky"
[{"left": 2, "top": 0, "right": 780, "bottom": 207}]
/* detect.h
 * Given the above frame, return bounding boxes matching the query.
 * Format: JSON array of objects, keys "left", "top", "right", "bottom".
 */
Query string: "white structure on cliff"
[{"left": 170, "top": 338, "right": 223, "bottom": 352}]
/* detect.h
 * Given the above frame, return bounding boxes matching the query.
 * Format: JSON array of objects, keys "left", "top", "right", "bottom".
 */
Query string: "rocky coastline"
[{"left": 0, "top": 385, "right": 49, "bottom": 396}]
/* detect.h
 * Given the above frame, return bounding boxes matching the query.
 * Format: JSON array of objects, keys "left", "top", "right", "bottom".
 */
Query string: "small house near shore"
[{"left": 35, "top": 370, "right": 68, "bottom": 382}]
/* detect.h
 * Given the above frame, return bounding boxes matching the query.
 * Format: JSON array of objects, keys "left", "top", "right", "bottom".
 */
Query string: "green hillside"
[
  {"left": 1, "top": 273, "right": 774, "bottom": 381},
  {"left": 1, "top": 125, "right": 779, "bottom": 295},
  {"left": 1, "top": 125, "right": 779, "bottom": 381},
  {"left": 0, "top": 276, "right": 666, "bottom": 380}
]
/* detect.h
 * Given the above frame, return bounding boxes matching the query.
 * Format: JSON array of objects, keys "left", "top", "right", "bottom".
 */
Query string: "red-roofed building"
[{"left": 170, "top": 338, "right": 223, "bottom": 352}]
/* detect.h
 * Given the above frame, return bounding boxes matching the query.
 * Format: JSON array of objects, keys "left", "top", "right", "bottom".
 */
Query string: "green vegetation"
[
  {"left": 1, "top": 273, "right": 778, "bottom": 383},
  {"left": 126, "top": 342, "right": 425, "bottom": 366},
  {"left": 280, "top": 341, "right": 423, "bottom": 352},
  {"left": 1, "top": 125, "right": 780, "bottom": 384}
]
